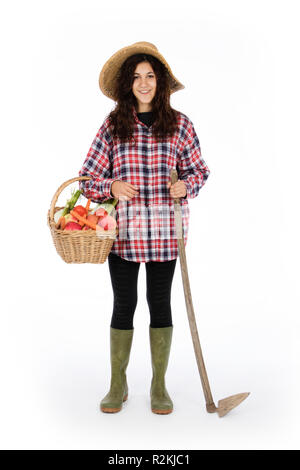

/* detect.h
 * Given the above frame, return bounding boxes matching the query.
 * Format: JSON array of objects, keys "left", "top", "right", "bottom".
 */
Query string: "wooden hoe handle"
[{"left": 170, "top": 168, "right": 217, "bottom": 412}]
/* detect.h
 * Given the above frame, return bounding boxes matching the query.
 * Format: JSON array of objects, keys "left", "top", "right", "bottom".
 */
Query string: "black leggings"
[{"left": 108, "top": 252, "right": 177, "bottom": 330}]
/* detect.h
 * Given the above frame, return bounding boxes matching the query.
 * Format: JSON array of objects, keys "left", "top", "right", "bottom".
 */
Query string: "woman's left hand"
[{"left": 167, "top": 180, "right": 187, "bottom": 198}]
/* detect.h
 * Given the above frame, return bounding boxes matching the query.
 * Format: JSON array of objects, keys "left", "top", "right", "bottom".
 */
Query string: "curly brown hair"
[{"left": 107, "top": 53, "right": 180, "bottom": 144}]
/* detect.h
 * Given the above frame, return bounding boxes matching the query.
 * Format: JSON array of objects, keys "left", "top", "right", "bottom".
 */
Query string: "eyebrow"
[{"left": 133, "top": 72, "right": 154, "bottom": 75}]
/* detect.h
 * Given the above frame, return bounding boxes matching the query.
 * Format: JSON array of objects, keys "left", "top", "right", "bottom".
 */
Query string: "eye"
[{"left": 133, "top": 74, "right": 154, "bottom": 79}]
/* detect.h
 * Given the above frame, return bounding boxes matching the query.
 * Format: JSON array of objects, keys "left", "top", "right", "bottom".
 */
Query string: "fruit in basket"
[
  {"left": 95, "top": 207, "right": 108, "bottom": 218},
  {"left": 73, "top": 205, "right": 87, "bottom": 217},
  {"left": 98, "top": 215, "right": 117, "bottom": 231},
  {"left": 59, "top": 205, "right": 117, "bottom": 232},
  {"left": 64, "top": 222, "right": 82, "bottom": 231}
]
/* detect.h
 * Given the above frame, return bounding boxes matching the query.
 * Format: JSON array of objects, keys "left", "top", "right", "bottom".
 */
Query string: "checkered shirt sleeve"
[
  {"left": 78, "top": 122, "right": 119, "bottom": 203},
  {"left": 177, "top": 121, "right": 210, "bottom": 199}
]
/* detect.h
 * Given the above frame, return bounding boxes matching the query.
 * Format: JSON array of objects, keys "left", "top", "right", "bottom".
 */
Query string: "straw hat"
[{"left": 99, "top": 41, "right": 185, "bottom": 101}]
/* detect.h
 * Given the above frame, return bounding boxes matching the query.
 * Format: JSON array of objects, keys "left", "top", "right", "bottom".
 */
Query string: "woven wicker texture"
[{"left": 47, "top": 176, "right": 118, "bottom": 264}]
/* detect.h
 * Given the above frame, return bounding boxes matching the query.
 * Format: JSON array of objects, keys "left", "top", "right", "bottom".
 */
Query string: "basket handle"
[{"left": 49, "top": 176, "right": 91, "bottom": 222}]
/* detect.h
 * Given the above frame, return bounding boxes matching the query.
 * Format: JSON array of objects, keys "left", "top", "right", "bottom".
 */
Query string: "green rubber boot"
[
  {"left": 149, "top": 326, "right": 173, "bottom": 414},
  {"left": 100, "top": 327, "right": 134, "bottom": 413}
]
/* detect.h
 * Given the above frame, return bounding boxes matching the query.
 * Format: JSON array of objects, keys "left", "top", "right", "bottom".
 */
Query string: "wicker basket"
[{"left": 47, "top": 176, "right": 118, "bottom": 264}]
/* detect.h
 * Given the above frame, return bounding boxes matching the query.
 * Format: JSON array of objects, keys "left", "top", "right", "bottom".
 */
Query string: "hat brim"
[{"left": 99, "top": 42, "right": 185, "bottom": 101}]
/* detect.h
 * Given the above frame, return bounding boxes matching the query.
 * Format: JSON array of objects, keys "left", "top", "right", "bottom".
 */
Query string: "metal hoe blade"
[{"left": 170, "top": 168, "right": 250, "bottom": 417}]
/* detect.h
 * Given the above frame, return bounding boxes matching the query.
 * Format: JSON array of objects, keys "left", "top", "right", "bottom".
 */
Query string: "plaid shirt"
[{"left": 78, "top": 105, "right": 210, "bottom": 262}]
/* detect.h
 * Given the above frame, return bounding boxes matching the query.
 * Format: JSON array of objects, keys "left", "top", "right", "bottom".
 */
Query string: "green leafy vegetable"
[{"left": 62, "top": 189, "right": 82, "bottom": 217}]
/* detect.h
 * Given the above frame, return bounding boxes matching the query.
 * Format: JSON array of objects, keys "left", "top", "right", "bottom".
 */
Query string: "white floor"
[{"left": 2, "top": 273, "right": 299, "bottom": 450}]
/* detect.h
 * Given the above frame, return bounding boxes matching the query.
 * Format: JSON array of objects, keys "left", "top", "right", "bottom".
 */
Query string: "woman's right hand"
[{"left": 111, "top": 180, "right": 139, "bottom": 201}]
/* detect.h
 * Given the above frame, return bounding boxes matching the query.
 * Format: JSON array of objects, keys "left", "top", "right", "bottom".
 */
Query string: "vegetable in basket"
[
  {"left": 56, "top": 196, "right": 118, "bottom": 231},
  {"left": 54, "top": 188, "right": 83, "bottom": 228},
  {"left": 93, "top": 198, "right": 118, "bottom": 216},
  {"left": 69, "top": 209, "right": 117, "bottom": 232},
  {"left": 62, "top": 189, "right": 82, "bottom": 216}
]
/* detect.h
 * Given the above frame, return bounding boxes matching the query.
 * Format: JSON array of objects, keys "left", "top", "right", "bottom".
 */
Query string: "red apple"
[{"left": 64, "top": 222, "right": 82, "bottom": 231}]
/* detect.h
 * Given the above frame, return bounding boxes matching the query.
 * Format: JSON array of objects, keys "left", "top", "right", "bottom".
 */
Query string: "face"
[{"left": 132, "top": 61, "right": 157, "bottom": 112}]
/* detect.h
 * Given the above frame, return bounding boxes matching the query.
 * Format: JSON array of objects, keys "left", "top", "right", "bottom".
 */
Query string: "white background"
[{"left": 1, "top": 0, "right": 299, "bottom": 450}]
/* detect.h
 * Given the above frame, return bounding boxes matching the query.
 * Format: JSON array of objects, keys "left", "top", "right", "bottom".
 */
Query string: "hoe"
[{"left": 170, "top": 168, "right": 250, "bottom": 417}]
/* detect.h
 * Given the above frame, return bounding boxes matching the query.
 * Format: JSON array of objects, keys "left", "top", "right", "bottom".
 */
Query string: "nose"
[{"left": 140, "top": 76, "right": 150, "bottom": 85}]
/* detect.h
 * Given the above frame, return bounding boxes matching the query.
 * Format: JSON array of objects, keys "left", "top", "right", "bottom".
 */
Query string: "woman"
[{"left": 78, "top": 42, "right": 210, "bottom": 415}]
